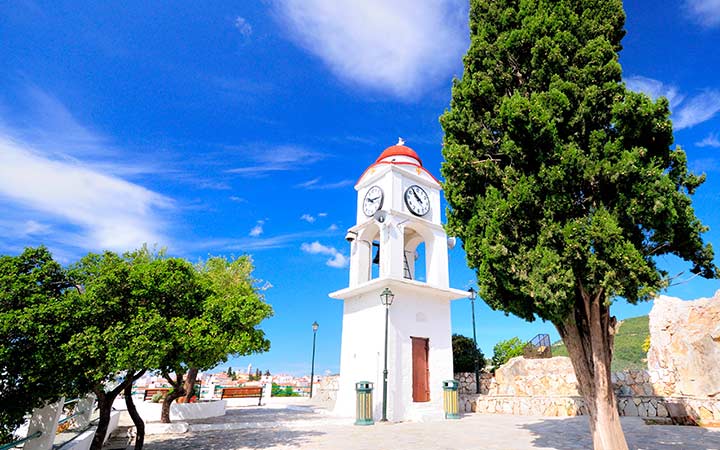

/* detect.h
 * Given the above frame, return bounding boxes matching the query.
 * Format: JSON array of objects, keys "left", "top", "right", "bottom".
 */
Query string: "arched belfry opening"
[
  {"left": 402, "top": 225, "right": 430, "bottom": 282},
  {"left": 354, "top": 223, "right": 381, "bottom": 283}
]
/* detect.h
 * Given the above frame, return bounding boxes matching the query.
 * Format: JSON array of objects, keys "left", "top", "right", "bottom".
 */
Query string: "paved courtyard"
[{"left": 140, "top": 401, "right": 720, "bottom": 450}]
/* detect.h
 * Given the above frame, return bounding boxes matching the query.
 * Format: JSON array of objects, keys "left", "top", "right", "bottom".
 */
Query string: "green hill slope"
[{"left": 550, "top": 315, "right": 649, "bottom": 371}]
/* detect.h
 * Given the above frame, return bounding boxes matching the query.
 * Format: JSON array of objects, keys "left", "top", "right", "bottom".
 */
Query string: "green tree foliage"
[
  {"left": 65, "top": 249, "right": 198, "bottom": 450},
  {"left": 491, "top": 337, "right": 525, "bottom": 368},
  {"left": 157, "top": 255, "right": 272, "bottom": 423},
  {"left": 271, "top": 383, "right": 298, "bottom": 397},
  {"left": 451, "top": 334, "right": 485, "bottom": 373},
  {"left": 440, "top": 1, "right": 718, "bottom": 448},
  {"left": 0, "top": 247, "right": 272, "bottom": 449},
  {"left": 0, "top": 247, "right": 86, "bottom": 442}
]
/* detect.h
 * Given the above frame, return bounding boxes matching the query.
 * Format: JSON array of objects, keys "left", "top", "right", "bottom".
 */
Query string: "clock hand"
[{"left": 412, "top": 189, "right": 423, "bottom": 203}]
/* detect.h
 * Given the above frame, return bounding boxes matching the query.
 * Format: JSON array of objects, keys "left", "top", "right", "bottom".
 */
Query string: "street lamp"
[
  {"left": 468, "top": 287, "right": 480, "bottom": 394},
  {"left": 310, "top": 321, "right": 319, "bottom": 398},
  {"left": 380, "top": 287, "right": 394, "bottom": 422}
]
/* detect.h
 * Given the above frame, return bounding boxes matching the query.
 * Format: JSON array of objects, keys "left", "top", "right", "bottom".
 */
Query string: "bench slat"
[{"left": 221, "top": 387, "right": 263, "bottom": 405}]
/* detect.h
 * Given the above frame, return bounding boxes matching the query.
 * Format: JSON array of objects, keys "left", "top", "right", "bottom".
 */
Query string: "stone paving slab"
[{"left": 142, "top": 405, "right": 720, "bottom": 450}]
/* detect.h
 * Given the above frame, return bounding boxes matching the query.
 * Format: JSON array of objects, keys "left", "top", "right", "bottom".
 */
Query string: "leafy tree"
[
  {"left": 491, "top": 337, "right": 525, "bottom": 368},
  {"left": 440, "top": 1, "right": 718, "bottom": 448},
  {"left": 158, "top": 255, "right": 272, "bottom": 423},
  {"left": 264, "top": 370, "right": 271, "bottom": 377},
  {"left": 0, "top": 247, "right": 86, "bottom": 443},
  {"left": 65, "top": 250, "right": 169, "bottom": 450},
  {"left": 226, "top": 367, "right": 234, "bottom": 377},
  {"left": 451, "top": 334, "right": 485, "bottom": 373}
]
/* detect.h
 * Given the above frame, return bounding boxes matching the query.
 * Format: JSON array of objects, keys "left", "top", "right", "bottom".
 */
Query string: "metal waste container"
[
  {"left": 355, "top": 381, "right": 374, "bottom": 425},
  {"left": 442, "top": 380, "right": 460, "bottom": 419}
]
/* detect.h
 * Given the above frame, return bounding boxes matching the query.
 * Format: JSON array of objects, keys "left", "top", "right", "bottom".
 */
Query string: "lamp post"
[
  {"left": 310, "top": 321, "right": 319, "bottom": 398},
  {"left": 380, "top": 287, "right": 394, "bottom": 422},
  {"left": 468, "top": 287, "right": 480, "bottom": 394}
]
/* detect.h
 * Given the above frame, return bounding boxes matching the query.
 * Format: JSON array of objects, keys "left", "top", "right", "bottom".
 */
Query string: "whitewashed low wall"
[
  {"left": 55, "top": 409, "right": 119, "bottom": 450},
  {"left": 58, "top": 429, "right": 95, "bottom": 450},
  {"left": 131, "top": 400, "right": 226, "bottom": 422}
]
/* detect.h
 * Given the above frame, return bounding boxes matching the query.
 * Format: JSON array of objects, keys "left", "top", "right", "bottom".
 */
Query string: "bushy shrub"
[{"left": 491, "top": 337, "right": 525, "bottom": 368}]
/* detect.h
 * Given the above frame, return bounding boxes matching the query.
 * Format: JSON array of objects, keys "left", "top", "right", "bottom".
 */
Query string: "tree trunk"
[
  {"left": 124, "top": 372, "right": 146, "bottom": 450},
  {"left": 90, "top": 372, "right": 145, "bottom": 450},
  {"left": 160, "top": 372, "right": 185, "bottom": 423},
  {"left": 183, "top": 367, "right": 199, "bottom": 402},
  {"left": 90, "top": 388, "right": 112, "bottom": 450},
  {"left": 556, "top": 285, "right": 629, "bottom": 450},
  {"left": 89, "top": 380, "right": 127, "bottom": 450}
]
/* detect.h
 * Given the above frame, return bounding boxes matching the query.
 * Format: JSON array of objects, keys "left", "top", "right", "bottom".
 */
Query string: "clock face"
[
  {"left": 363, "top": 185, "right": 384, "bottom": 216},
  {"left": 404, "top": 185, "right": 430, "bottom": 216}
]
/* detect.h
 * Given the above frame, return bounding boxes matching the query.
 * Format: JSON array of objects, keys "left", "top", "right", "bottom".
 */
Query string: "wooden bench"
[
  {"left": 143, "top": 387, "right": 171, "bottom": 402},
  {"left": 220, "top": 386, "right": 263, "bottom": 405}
]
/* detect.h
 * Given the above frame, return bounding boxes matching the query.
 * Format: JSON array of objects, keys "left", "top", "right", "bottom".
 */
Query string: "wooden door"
[{"left": 411, "top": 337, "right": 430, "bottom": 402}]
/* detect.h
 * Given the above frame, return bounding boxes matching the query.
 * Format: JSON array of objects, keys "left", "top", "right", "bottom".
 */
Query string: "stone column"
[{"left": 24, "top": 397, "right": 64, "bottom": 450}]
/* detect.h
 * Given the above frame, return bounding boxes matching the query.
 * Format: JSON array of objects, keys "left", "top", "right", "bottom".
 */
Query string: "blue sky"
[{"left": 1, "top": 0, "right": 719, "bottom": 377}]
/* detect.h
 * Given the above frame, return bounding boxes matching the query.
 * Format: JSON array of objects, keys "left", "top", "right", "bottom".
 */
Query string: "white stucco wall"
[
  {"left": 332, "top": 280, "right": 459, "bottom": 422},
  {"left": 119, "top": 400, "right": 226, "bottom": 423}
]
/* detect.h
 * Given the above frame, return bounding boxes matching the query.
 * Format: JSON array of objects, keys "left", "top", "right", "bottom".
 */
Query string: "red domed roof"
[{"left": 375, "top": 144, "right": 422, "bottom": 166}]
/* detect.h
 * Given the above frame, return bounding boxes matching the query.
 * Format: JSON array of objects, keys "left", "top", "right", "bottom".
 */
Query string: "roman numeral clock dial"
[{"left": 404, "top": 185, "right": 430, "bottom": 216}]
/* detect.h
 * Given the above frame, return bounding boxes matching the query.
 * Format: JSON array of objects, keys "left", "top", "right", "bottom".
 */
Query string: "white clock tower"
[{"left": 329, "top": 140, "right": 469, "bottom": 422}]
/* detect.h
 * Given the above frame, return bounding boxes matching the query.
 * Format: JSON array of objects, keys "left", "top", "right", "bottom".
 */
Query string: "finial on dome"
[{"left": 397, "top": 137, "right": 405, "bottom": 146}]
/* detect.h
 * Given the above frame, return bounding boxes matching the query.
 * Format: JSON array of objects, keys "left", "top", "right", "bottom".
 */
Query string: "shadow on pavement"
[
  {"left": 520, "top": 416, "right": 720, "bottom": 450},
  {"left": 520, "top": 417, "right": 593, "bottom": 450},
  {"left": 144, "top": 427, "right": 324, "bottom": 450}
]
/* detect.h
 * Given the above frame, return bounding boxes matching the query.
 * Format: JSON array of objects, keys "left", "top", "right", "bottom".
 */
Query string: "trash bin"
[
  {"left": 355, "top": 381, "right": 374, "bottom": 426},
  {"left": 442, "top": 380, "right": 460, "bottom": 419}
]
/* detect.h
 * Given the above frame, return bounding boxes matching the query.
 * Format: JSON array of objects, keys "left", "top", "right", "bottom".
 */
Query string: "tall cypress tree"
[{"left": 440, "top": 1, "right": 717, "bottom": 448}]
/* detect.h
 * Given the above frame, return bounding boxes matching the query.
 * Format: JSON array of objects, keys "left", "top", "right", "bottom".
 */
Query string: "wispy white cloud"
[
  {"left": 318, "top": 212, "right": 328, "bottom": 217},
  {"left": 234, "top": 16, "right": 253, "bottom": 37},
  {"left": 625, "top": 76, "right": 685, "bottom": 109},
  {"left": 684, "top": 0, "right": 720, "bottom": 27},
  {"left": 0, "top": 83, "right": 175, "bottom": 179},
  {"left": 229, "top": 195, "right": 247, "bottom": 203},
  {"left": 187, "top": 229, "right": 337, "bottom": 253},
  {"left": 328, "top": 224, "right": 338, "bottom": 231},
  {"left": 0, "top": 136, "right": 171, "bottom": 251},
  {"left": 673, "top": 91, "right": 720, "bottom": 130},
  {"left": 249, "top": 220, "right": 265, "bottom": 237},
  {"left": 226, "top": 145, "right": 327, "bottom": 177},
  {"left": 275, "top": 0, "right": 467, "bottom": 98},
  {"left": 300, "top": 241, "right": 349, "bottom": 268},
  {"left": 300, "top": 214, "right": 316, "bottom": 223},
  {"left": 297, "top": 177, "right": 354, "bottom": 190},
  {"left": 625, "top": 76, "right": 720, "bottom": 130},
  {"left": 696, "top": 133, "right": 720, "bottom": 148}
]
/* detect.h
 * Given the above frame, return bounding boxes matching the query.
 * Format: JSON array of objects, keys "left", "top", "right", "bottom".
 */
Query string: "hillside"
[{"left": 550, "top": 315, "right": 649, "bottom": 371}]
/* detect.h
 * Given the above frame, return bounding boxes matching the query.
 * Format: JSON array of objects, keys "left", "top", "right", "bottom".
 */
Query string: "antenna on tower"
[{"left": 397, "top": 137, "right": 405, "bottom": 146}]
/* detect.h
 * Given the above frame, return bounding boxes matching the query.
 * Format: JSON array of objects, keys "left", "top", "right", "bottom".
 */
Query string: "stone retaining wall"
[
  {"left": 464, "top": 394, "right": 720, "bottom": 427},
  {"left": 454, "top": 372, "right": 494, "bottom": 395},
  {"left": 455, "top": 354, "right": 717, "bottom": 426}
]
